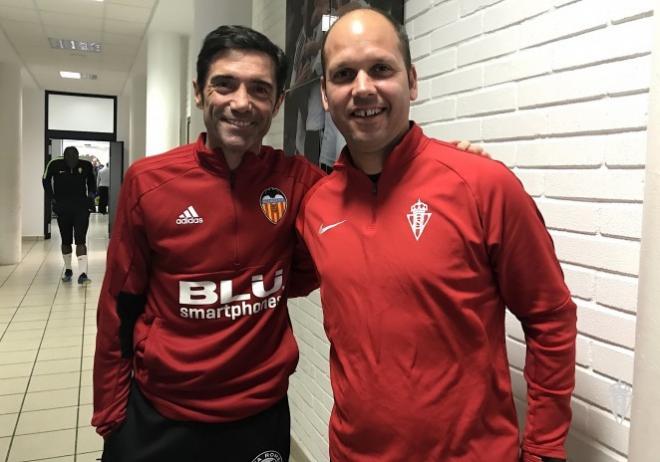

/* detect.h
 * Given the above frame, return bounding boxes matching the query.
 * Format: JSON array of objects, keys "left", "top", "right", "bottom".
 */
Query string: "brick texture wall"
[{"left": 253, "top": 1, "right": 654, "bottom": 460}]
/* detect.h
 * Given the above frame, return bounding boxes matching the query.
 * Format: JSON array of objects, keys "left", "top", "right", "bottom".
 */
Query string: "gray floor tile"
[
  {"left": 32, "top": 358, "right": 81, "bottom": 376},
  {"left": 0, "top": 413, "right": 18, "bottom": 437},
  {"left": 37, "top": 346, "right": 82, "bottom": 362},
  {"left": 8, "top": 428, "right": 76, "bottom": 461},
  {"left": 0, "top": 377, "right": 29, "bottom": 397},
  {"left": 0, "top": 350, "right": 38, "bottom": 366},
  {"left": 76, "top": 426, "right": 103, "bottom": 455},
  {"left": 0, "top": 436, "right": 10, "bottom": 461},
  {"left": 0, "top": 363, "right": 33, "bottom": 380},
  {"left": 27, "top": 372, "right": 80, "bottom": 393},
  {"left": 0, "top": 394, "right": 23, "bottom": 415},
  {"left": 15, "top": 406, "right": 77, "bottom": 435},
  {"left": 22, "top": 388, "right": 78, "bottom": 412}
]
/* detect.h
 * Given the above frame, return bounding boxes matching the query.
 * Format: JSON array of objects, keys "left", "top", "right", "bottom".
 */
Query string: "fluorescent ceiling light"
[
  {"left": 60, "top": 71, "right": 81, "bottom": 79},
  {"left": 59, "top": 71, "right": 98, "bottom": 80},
  {"left": 49, "top": 37, "right": 102, "bottom": 53}
]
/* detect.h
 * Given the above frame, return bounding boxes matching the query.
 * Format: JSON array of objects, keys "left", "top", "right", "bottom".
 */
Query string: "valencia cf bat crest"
[{"left": 260, "top": 187, "right": 287, "bottom": 224}]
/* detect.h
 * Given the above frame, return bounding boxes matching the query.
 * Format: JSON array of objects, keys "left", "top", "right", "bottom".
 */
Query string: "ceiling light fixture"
[
  {"left": 59, "top": 71, "right": 98, "bottom": 80},
  {"left": 49, "top": 38, "right": 102, "bottom": 53},
  {"left": 60, "top": 71, "right": 81, "bottom": 79}
]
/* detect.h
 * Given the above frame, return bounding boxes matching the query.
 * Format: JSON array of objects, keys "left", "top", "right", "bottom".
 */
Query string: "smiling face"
[
  {"left": 321, "top": 9, "right": 417, "bottom": 166},
  {"left": 193, "top": 49, "right": 282, "bottom": 158}
]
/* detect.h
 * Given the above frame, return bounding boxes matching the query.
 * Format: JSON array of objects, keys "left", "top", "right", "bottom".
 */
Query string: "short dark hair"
[
  {"left": 321, "top": 6, "right": 411, "bottom": 78},
  {"left": 196, "top": 25, "right": 289, "bottom": 99},
  {"left": 63, "top": 146, "right": 79, "bottom": 157}
]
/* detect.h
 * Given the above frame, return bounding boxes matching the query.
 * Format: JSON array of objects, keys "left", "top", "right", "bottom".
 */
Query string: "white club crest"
[{"left": 407, "top": 199, "right": 431, "bottom": 241}]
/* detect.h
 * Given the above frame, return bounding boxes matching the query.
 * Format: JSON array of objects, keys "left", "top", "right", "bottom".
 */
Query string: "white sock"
[
  {"left": 77, "top": 254, "right": 88, "bottom": 274},
  {"left": 63, "top": 253, "right": 72, "bottom": 271}
]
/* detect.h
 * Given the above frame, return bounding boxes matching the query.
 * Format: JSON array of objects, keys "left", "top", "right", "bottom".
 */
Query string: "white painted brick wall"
[
  {"left": 483, "top": 0, "right": 551, "bottom": 33},
  {"left": 289, "top": 294, "right": 332, "bottom": 462},
  {"left": 254, "top": 0, "right": 653, "bottom": 460}
]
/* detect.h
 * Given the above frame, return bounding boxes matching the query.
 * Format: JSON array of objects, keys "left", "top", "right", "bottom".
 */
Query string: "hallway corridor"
[{"left": 0, "top": 215, "right": 108, "bottom": 461}]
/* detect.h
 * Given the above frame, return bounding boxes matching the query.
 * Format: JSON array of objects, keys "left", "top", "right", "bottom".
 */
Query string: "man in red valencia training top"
[
  {"left": 92, "top": 26, "right": 323, "bottom": 462},
  {"left": 296, "top": 8, "right": 577, "bottom": 462}
]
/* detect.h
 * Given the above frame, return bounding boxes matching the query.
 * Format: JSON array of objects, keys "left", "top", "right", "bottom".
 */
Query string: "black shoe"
[
  {"left": 78, "top": 273, "right": 92, "bottom": 285},
  {"left": 62, "top": 269, "right": 73, "bottom": 282}
]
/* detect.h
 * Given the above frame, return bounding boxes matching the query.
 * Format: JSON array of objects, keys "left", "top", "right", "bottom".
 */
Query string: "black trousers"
[
  {"left": 55, "top": 204, "right": 90, "bottom": 246},
  {"left": 98, "top": 186, "right": 109, "bottom": 214},
  {"left": 102, "top": 384, "right": 290, "bottom": 462}
]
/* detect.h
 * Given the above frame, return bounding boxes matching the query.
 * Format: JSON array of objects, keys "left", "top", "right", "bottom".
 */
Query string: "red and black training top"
[{"left": 93, "top": 133, "right": 323, "bottom": 437}]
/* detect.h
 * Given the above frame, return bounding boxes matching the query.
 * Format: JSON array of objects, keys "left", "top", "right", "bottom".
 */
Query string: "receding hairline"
[
  {"left": 206, "top": 48, "right": 278, "bottom": 80},
  {"left": 321, "top": 7, "right": 410, "bottom": 75}
]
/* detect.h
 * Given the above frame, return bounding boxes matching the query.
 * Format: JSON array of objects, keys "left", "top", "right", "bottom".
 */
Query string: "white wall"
[
  {"left": 145, "top": 32, "right": 186, "bottom": 156},
  {"left": 252, "top": 0, "right": 286, "bottom": 149},
  {"left": 255, "top": 0, "right": 655, "bottom": 460},
  {"left": 128, "top": 72, "right": 147, "bottom": 166},
  {"left": 21, "top": 87, "right": 45, "bottom": 238},
  {"left": 117, "top": 91, "right": 130, "bottom": 172},
  {"left": 405, "top": 1, "right": 651, "bottom": 460}
]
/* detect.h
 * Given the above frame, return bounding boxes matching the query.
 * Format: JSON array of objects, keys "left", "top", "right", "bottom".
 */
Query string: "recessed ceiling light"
[
  {"left": 49, "top": 37, "right": 102, "bottom": 53},
  {"left": 60, "top": 71, "right": 81, "bottom": 79},
  {"left": 59, "top": 71, "right": 98, "bottom": 80}
]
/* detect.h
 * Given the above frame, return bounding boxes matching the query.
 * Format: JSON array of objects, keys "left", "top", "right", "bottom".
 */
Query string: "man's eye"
[
  {"left": 332, "top": 69, "right": 355, "bottom": 82},
  {"left": 213, "top": 79, "right": 235, "bottom": 91},
  {"left": 372, "top": 64, "right": 392, "bottom": 76},
  {"left": 253, "top": 85, "right": 270, "bottom": 96}
]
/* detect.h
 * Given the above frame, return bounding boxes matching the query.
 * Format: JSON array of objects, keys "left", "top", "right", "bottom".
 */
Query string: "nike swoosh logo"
[{"left": 319, "top": 220, "right": 347, "bottom": 235}]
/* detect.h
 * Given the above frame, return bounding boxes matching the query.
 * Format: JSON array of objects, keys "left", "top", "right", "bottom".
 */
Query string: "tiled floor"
[{"left": 0, "top": 214, "right": 108, "bottom": 462}]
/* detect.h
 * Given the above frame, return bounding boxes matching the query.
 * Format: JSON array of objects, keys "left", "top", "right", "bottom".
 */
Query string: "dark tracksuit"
[{"left": 43, "top": 157, "right": 96, "bottom": 245}]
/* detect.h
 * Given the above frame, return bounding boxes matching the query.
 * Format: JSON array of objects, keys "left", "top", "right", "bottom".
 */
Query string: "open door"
[{"left": 108, "top": 141, "right": 124, "bottom": 235}]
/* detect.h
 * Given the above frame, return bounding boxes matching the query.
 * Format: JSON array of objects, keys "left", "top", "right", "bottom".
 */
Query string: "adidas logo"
[{"left": 176, "top": 206, "right": 204, "bottom": 225}]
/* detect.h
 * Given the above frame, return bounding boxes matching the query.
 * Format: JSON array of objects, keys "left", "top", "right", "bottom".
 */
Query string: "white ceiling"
[{"left": 0, "top": 0, "right": 192, "bottom": 95}]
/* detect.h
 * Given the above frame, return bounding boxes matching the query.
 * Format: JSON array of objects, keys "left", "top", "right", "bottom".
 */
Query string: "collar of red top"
[
  {"left": 193, "top": 132, "right": 273, "bottom": 176},
  {"left": 333, "top": 122, "right": 429, "bottom": 176}
]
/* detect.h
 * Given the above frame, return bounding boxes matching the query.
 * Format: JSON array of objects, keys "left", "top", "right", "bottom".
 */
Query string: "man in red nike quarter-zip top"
[
  {"left": 297, "top": 7, "right": 577, "bottom": 462},
  {"left": 93, "top": 26, "right": 323, "bottom": 462}
]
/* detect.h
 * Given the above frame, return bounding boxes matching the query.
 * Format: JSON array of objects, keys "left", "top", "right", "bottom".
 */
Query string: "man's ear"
[
  {"left": 320, "top": 77, "right": 329, "bottom": 111},
  {"left": 192, "top": 80, "right": 203, "bottom": 109},
  {"left": 408, "top": 65, "right": 418, "bottom": 102},
  {"left": 273, "top": 92, "right": 285, "bottom": 116}
]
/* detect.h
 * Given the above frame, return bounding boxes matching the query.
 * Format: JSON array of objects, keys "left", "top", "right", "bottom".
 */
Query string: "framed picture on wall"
[{"left": 283, "top": 0, "right": 404, "bottom": 171}]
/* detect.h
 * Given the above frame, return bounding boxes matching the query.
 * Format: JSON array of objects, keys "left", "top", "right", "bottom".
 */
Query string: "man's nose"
[
  {"left": 230, "top": 85, "right": 251, "bottom": 111},
  {"left": 352, "top": 70, "right": 376, "bottom": 97}
]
